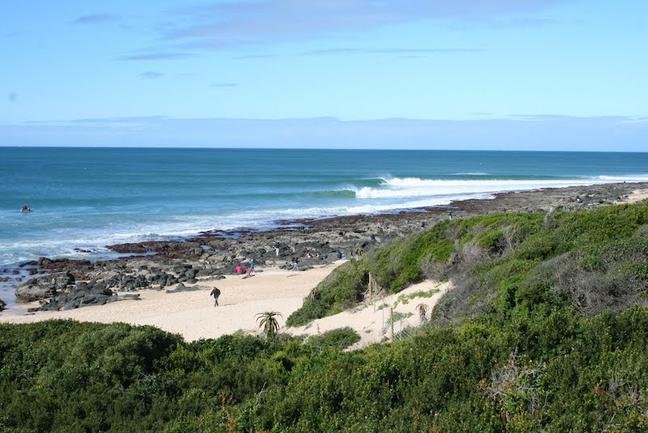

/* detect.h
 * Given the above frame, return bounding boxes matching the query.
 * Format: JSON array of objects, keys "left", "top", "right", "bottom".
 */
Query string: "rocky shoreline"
[{"left": 2, "top": 181, "right": 645, "bottom": 313}]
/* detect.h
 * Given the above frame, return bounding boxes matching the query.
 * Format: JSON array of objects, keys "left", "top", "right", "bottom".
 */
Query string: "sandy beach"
[{"left": 0, "top": 264, "right": 340, "bottom": 341}]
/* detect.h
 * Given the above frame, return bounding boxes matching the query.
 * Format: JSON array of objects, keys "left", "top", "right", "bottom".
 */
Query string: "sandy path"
[
  {"left": 0, "top": 264, "right": 340, "bottom": 341},
  {"left": 289, "top": 280, "right": 451, "bottom": 348}
]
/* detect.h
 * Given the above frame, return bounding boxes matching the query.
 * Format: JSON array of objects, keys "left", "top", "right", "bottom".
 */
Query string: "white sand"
[
  {"left": 289, "top": 280, "right": 450, "bottom": 348},
  {"left": 0, "top": 264, "right": 340, "bottom": 341}
]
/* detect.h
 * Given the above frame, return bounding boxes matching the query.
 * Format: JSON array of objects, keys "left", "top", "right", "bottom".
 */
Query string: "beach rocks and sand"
[{"left": 1, "top": 182, "right": 646, "bottom": 319}]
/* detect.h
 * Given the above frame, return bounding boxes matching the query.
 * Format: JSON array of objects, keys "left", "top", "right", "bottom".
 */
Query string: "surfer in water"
[{"left": 20, "top": 205, "right": 32, "bottom": 213}]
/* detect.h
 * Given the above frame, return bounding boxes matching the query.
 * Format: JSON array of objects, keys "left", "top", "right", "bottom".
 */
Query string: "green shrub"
[{"left": 307, "top": 327, "right": 361, "bottom": 350}]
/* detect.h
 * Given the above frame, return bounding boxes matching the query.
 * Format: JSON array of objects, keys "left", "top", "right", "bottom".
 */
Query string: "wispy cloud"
[
  {"left": 7, "top": 92, "right": 17, "bottom": 102},
  {"left": 159, "top": 0, "right": 561, "bottom": 50},
  {"left": 492, "top": 16, "right": 557, "bottom": 27},
  {"left": 210, "top": 82, "right": 238, "bottom": 88},
  {"left": 139, "top": 71, "right": 165, "bottom": 79},
  {"left": 236, "top": 47, "right": 482, "bottom": 59},
  {"left": 119, "top": 52, "right": 194, "bottom": 61},
  {"left": 70, "top": 13, "right": 121, "bottom": 25}
]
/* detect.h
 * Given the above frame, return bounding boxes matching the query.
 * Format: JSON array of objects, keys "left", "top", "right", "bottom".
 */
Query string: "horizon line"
[{"left": 1, "top": 145, "right": 647, "bottom": 154}]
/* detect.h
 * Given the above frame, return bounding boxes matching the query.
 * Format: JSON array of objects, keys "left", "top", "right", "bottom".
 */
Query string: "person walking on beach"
[{"left": 210, "top": 287, "right": 221, "bottom": 307}]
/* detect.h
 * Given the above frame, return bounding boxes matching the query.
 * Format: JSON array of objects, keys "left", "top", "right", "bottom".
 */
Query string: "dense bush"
[
  {"left": 2, "top": 202, "right": 648, "bottom": 432},
  {"left": 2, "top": 309, "right": 647, "bottom": 432},
  {"left": 306, "top": 327, "right": 361, "bottom": 350}
]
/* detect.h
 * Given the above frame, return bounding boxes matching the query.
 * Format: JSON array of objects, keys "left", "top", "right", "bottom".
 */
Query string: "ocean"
[{"left": 2, "top": 147, "right": 648, "bottom": 270}]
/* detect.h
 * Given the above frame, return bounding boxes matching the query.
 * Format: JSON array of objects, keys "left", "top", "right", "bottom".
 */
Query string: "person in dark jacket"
[{"left": 210, "top": 287, "right": 221, "bottom": 307}]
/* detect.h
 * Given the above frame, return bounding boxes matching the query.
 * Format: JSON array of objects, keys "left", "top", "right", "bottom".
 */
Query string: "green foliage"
[
  {"left": 394, "top": 288, "right": 439, "bottom": 306},
  {"left": 286, "top": 258, "right": 368, "bottom": 326},
  {"left": 306, "top": 327, "right": 361, "bottom": 350},
  {"left": 386, "top": 310, "right": 412, "bottom": 325},
  {"left": 3, "top": 308, "right": 648, "bottom": 432}
]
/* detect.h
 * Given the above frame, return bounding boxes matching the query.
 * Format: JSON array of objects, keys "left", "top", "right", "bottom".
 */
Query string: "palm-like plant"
[
  {"left": 256, "top": 311, "right": 282, "bottom": 338},
  {"left": 416, "top": 303, "right": 430, "bottom": 323}
]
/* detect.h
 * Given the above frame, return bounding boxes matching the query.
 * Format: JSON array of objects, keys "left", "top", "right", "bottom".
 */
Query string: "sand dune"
[{"left": 289, "top": 280, "right": 450, "bottom": 348}]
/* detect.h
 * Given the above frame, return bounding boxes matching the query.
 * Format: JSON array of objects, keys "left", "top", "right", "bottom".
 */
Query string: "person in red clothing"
[{"left": 235, "top": 263, "right": 244, "bottom": 274}]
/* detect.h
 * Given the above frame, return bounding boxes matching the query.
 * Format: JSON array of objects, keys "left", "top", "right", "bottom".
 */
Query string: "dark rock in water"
[
  {"left": 16, "top": 271, "right": 75, "bottom": 302},
  {"left": 107, "top": 243, "right": 151, "bottom": 254},
  {"left": 0, "top": 298, "right": 5, "bottom": 311}
]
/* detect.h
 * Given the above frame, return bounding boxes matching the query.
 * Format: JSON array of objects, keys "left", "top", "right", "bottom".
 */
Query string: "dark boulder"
[
  {"left": 16, "top": 271, "right": 75, "bottom": 302},
  {"left": 165, "top": 283, "right": 200, "bottom": 293}
]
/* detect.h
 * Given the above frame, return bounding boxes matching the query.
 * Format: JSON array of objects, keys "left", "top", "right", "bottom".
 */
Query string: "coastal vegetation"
[
  {"left": 288, "top": 203, "right": 648, "bottom": 326},
  {"left": 1, "top": 201, "right": 648, "bottom": 432}
]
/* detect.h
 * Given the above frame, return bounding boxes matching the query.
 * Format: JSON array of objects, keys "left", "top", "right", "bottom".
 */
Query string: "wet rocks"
[
  {"left": 35, "top": 285, "right": 142, "bottom": 312},
  {"left": 16, "top": 271, "right": 75, "bottom": 302},
  {"left": 37, "top": 285, "right": 117, "bottom": 311}
]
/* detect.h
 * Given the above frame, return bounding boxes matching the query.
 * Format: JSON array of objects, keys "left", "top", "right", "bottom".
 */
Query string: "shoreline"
[
  {"left": 1, "top": 181, "right": 647, "bottom": 318},
  {"left": 0, "top": 264, "right": 342, "bottom": 341}
]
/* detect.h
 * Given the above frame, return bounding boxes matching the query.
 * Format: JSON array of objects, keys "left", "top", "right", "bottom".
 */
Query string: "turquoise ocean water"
[{"left": 2, "top": 147, "right": 648, "bottom": 269}]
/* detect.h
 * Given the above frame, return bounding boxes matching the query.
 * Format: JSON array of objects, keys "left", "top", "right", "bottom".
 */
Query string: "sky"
[{"left": 1, "top": 0, "right": 647, "bottom": 150}]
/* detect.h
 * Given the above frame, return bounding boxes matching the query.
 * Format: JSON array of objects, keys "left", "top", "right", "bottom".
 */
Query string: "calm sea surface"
[{"left": 2, "top": 147, "right": 648, "bottom": 268}]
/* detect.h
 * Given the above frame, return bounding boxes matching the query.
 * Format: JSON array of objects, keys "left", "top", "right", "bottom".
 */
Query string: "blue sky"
[{"left": 1, "top": 0, "right": 647, "bottom": 149}]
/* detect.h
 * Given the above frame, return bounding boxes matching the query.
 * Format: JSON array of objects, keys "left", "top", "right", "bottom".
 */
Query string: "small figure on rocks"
[
  {"left": 210, "top": 287, "right": 221, "bottom": 307},
  {"left": 235, "top": 263, "right": 244, "bottom": 274}
]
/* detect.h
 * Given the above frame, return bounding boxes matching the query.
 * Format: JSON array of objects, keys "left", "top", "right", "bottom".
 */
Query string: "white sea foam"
[
  {"left": 2, "top": 174, "right": 647, "bottom": 266},
  {"left": 352, "top": 175, "right": 648, "bottom": 200}
]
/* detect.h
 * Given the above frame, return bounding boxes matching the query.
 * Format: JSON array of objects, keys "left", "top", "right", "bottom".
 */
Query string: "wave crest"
[{"left": 351, "top": 175, "right": 648, "bottom": 200}]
